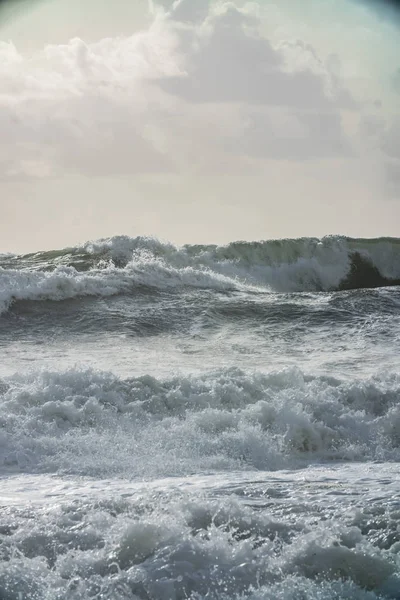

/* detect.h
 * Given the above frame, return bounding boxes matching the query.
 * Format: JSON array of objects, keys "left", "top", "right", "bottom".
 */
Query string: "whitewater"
[{"left": 1, "top": 234, "right": 400, "bottom": 600}]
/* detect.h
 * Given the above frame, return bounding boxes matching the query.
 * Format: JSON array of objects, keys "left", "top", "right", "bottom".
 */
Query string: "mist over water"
[{"left": 1, "top": 235, "right": 400, "bottom": 599}]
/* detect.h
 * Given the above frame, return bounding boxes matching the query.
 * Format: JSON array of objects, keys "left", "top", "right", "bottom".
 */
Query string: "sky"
[{"left": 0, "top": 0, "right": 399, "bottom": 252}]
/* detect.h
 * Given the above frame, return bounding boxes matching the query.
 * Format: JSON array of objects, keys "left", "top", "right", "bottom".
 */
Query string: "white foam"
[
  {"left": 1, "top": 366, "right": 400, "bottom": 478},
  {"left": 0, "top": 257, "right": 240, "bottom": 315},
  {"left": 1, "top": 465, "right": 400, "bottom": 599}
]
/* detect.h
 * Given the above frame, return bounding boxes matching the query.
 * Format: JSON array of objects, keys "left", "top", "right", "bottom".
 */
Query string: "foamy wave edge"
[{"left": 1, "top": 234, "right": 400, "bottom": 313}]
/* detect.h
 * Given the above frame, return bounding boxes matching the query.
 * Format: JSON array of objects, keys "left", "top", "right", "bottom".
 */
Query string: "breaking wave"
[
  {"left": 2, "top": 475, "right": 400, "bottom": 600},
  {"left": 1, "top": 366, "right": 400, "bottom": 477},
  {"left": 2, "top": 478, "right": 400, "bottom": 600},
  {"left": 1, "top": 235, "right": 400, "bottom": 313}
]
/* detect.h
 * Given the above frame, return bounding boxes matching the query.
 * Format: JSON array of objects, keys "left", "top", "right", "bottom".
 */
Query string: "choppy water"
[{"left": 1, "top": 235, "right": 400, "bottom": 599}]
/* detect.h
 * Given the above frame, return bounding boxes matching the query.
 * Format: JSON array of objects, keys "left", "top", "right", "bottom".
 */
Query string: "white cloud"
[
  {"left": 0, "top": 28, "right": 180, "bottom": 178},
  {"left": 169, "top": 0, "right": 212, "bottom": 24},
  {"left": 0, "top": 0, "right": 384, "bottom": 180}
]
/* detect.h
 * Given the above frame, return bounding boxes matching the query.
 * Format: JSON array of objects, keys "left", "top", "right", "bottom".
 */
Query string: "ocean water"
[{"left": 1, "top": 234, "right": 400, "bottom": 600}]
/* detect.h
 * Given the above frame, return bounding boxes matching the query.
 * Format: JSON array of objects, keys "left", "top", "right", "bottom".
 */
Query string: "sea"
[{"left": 1, "top": 234, "right": 400, "bottom": 600}]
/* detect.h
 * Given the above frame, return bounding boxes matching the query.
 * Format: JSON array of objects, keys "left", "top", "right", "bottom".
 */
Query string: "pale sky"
[{"left": 0, "top": 0, "right": 399, "bottom": 253}]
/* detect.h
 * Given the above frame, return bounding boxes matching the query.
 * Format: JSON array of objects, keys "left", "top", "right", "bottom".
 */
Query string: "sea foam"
[{"left": 1, "top": 366, "right": 400, "bottom": 477}]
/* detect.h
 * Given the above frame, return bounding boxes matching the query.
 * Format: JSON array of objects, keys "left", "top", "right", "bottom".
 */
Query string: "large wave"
[{"left": 1, "top": 235, "right": 400, "bottom": 313}]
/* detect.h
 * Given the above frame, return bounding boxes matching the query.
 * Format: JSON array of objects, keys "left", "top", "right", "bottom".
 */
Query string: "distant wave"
[{"left": 1, "top": 235, "right": 400, "bottom": 313}]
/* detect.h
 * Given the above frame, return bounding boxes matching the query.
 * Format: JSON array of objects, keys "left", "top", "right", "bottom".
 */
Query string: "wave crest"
[{"left": 1, "top": 235, "right": 399, "bottom": 313}]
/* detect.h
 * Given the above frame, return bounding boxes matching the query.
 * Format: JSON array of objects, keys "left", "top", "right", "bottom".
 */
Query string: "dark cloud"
[{"left": 158, "top": 4, "right": 353, "bottom": 111}]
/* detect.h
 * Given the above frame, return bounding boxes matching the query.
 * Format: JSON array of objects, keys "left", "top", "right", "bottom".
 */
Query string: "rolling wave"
[{"left": 1, "top": 235, "right": 399, "bottom": 313}]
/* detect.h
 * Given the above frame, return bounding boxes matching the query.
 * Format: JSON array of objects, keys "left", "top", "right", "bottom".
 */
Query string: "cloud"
[
  {"left": 169, "top": 0, "right": 212, "bottom": 24},
  {"left": 158, "top": 3, "right": 343, "bottom": 109},
  {"left": 155, "top": 2, "right": 355, "bottom": 163},
  {"left": 0, "top": 32, "right": 177, "bottom": 178},
  {"left": 0, "top": 0, "right": 369, "bottom": 180}
]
